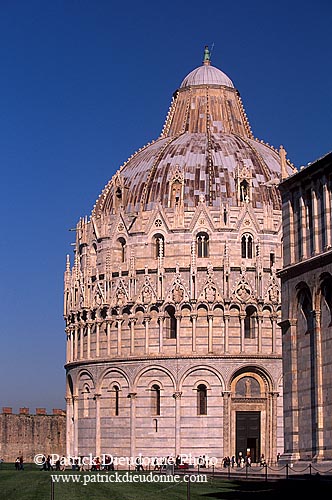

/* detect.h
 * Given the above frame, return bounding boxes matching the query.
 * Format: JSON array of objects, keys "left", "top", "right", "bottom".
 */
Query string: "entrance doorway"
[{"left": 236, "top": 411, "right": 260, "bottom": 463}]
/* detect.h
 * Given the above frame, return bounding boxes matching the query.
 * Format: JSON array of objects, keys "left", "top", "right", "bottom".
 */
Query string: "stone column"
[
  {"left": 288, "top": 319, "right": 299, "bottom": 459},
  {"left": 208, "top": 314, "right": 213, "bottom": 353},
  {"left": 299, "top": 192, "right": 306, "bottom": 259},
  {"left": 323, "top": 181, "right": 331, "bottom": 248},
  {"left": 117, "top": 318, "right": 123, "bottom": 356},
  {"left": 106, "top": 321, "right": 111, "bottom": 357},
  {"left": 74, "top": 326, "right": 78, "bottom": 360},
  {"left": 257, "top": 316, "right": 263, "bottom": 353},
  {"left": 65, "top": 396, "right": 73, "bottom": 456},
  {"left": 144, "top": 316, "right": 150, "bottom": 355},
  {"left": 271, "top": 315, "right": 277, "bottom": 354},
  {"left": 80, "top": 325, "right": 84, "bottom": 359},
  {"left": 269, "top": 391, "right": 279, "bottom": 465},
  {"left": 175, "top": 314, "right": 181, "bottom": 354},
  {"left": 96, "top": 323, "right": 100, "bottom": 357},
  {"left": 129, "top": 317, "right": 136, "bottom": 355},
  {"left": 87, "top": 323, "right": 91, "bottom": 359},
  {"left": 95, "top": 394, "right": 101, "bottom": 459},
  {"left": 158, "top": 314, "right": 164, "bottom": 354},
  {"left": 66, "top": 329, "right": 70, "bottom": 363},
  {"left": 128, "top": 393, "right": 137, "bottom": 460},
  {"left": 173, "top": 392, "right": 182, "bottom": 456},
  {"left": 70, "top": 328, "right": 74, "bottom": 362},
  {"left": 222, "top": 391, "right": 231, "bottom": 456},
  {"left": 73, "top": 395, "right": 79, "bottom": 456},
  {"left": 224, "top": 314, "right": 229, "bottom": 353},
  {"left": 312, "top": 186, "right": 319, "bottom": 254},
  {"left": 240, "top": 315, "right": 245, "bottom": 352},
  {"left": 191, "top": 313, "right": 197, "bottom": 352},
  {"left": 288, "top": 198, "right": 296, "bottom": 265},
  {"left": 313, "top": 310, "right": 324, "bottom": 460}
]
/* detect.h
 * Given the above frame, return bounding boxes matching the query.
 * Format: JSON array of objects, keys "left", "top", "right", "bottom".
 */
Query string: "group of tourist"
[{"left": 14, "top": 456, "right": 24, "bottom": 470}]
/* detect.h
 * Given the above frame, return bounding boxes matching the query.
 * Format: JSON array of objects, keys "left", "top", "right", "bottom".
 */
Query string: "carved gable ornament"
[
  {"left": 165, "top": 267, "right": 190, "bottom": 304},
  {"left": 198, "top": 265, "right": 223, "bottom": 304},
  {"left": 232, "top": 276, "right": 255, "bottom": 303},
  {"left": 264, "top": 275, "right": 280, "bottom": 304},
  {"left": 92, "top": 281, "right": 105, "bottom": 307},
  {"left": 136, "top": 275, "right": 158, "bottom": 306},
  {"left": 111, "top": 279, "right": 129, "bottom": 307}
]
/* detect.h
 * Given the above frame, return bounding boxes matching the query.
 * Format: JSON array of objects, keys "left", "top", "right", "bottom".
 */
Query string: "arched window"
[
  {"left": 197, "top": 384, "right": 207, "bottom": 415},
  {"left": 154, "top": 234, "right": 164, "bottom": 259},
  {"left": 117, "top": 237, "right": 126, "bottom": 263},
  {"left": 165, "top": 306, "right": 177, "bottom": 338},
  {"left": 241, "top": 234, "right": 253, "bottom": 259},
  {"left": 240, "top": 180, "right": 250, "bottom": 202},
  {"left": 112, "top": 385, "right": 120, "bottom": 416},
  {"left": 115, "top": 186, "right": 122, "bottom": 201},
  {"left": 113, "top": 183, "right": 125, "bottom": 212},
  {"left": 170, "top": 180, "right": 182, "bottom": 208},
  {"left": 244, "top": 306, "right": 257, "bottom": 339},
  {"left": 151, "top": 384, "right": 161, "bottom": 415},
  {"left": 197, "top": 232, "right": 209, "bottom": 258}
]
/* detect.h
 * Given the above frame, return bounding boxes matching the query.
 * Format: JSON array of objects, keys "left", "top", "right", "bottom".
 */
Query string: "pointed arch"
[
  {"left": 320, "top": 273, "right": 332, "bottom": 327},
  {"left": 241, "top": 233, "right": 253, "bottom": 259},
  {"left": 296, "top": 283, "right": 314, "bottom": 335},
  {"left": 115, "top": 237, "right": 127, "bottom": 263},
  {"left": 165, "top": 305, "right": 176, "bottom": 338},
  {"left": 244, "top": 305, "right": 257, "bottom": 339}
]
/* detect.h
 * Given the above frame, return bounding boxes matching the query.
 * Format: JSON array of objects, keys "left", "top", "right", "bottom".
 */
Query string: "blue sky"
[{"left": 0, "top": 0, "right": 331, "bottom": 413}]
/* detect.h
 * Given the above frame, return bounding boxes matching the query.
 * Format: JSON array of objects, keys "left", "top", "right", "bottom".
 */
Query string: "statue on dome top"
[{"left": 203, "top": 46, "right": 211, "bottom": 65}]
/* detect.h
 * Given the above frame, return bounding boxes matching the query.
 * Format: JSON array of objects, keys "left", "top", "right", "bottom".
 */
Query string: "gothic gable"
[
  {"left": 197, "top": 265, "right": 223, "bottom": 304},
  {"left": 135, "top": 273, "right": 158, "bottom": 307},
  {"left": 165, "top": 266, "right": 190, "bottom": 305}
]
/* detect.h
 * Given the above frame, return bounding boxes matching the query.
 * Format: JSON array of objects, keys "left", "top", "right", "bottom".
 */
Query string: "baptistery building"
[{"left": 64, "top": 48, "right": 296, "bottom": 464}]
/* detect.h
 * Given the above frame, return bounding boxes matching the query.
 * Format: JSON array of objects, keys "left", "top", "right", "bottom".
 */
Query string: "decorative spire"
[
  {"left": 203, "top": 45, "right": 211, "bottom": 66},
  {"left": 66, "top": 254, "right": 70, "bottom": 273}
]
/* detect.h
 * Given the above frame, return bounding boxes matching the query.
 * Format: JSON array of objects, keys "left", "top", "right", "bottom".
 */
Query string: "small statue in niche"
[
  {"left": 205, "top": 285, "right": 216, "bottom": 303},
  {"left": 116, "top": 288, "right": 125, "bottom": 306},
  {"left": 269, "top": 285, "right": 279, "bottom": 303},
  {"left": 240, "top": 180, "right": 250, "bottom": 203},
  {"left": 245, "top": 378, "right": 252, "bottom": 398},
  {"left": 142, "top": 286, "right": 152, "bottom": 305},
  {"left": 172, "top": 284, "right": 184, "bottom": 303}
]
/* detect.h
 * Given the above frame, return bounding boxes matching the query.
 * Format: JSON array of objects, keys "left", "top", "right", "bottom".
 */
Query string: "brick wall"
[{"left": 0, "top": 408, "right": 66, "bottom": 462}]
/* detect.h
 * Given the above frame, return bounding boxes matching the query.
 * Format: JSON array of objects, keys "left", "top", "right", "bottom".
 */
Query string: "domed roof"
[
  {"left": 93, "top": 48, "right": 296, "bottom": 217},
  {"left": 180, "top": 64, "right": 234, "bottom": 88},
  {"left": 180, "top": 47, "right": 233, "bottom": 88}
]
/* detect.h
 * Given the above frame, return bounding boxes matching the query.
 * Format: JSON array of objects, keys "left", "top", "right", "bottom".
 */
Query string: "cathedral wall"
[
  {"left": 279, "top": 152, "right": 332, "bottom": 461},
  {"left": 280, "top": 260, "right": 332, "bottom": 460}
]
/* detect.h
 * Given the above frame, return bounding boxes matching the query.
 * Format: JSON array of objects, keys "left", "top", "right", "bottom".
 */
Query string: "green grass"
[{"left": 1, "top": 462, "right": 332, "bottom": 500}]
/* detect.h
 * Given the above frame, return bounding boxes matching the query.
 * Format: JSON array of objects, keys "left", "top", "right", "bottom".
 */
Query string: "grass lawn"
[{"left": 1, "top": 462, "right": 332, "bottom": 500}]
